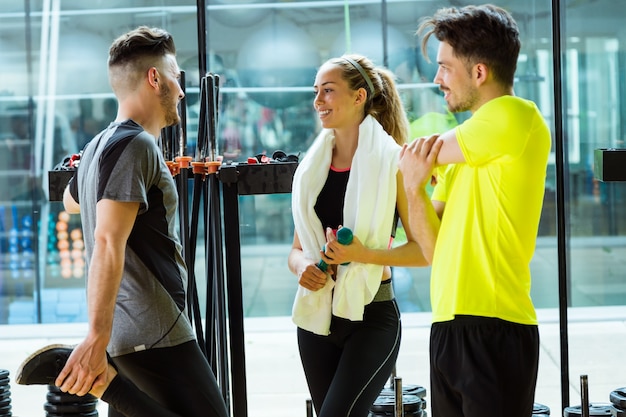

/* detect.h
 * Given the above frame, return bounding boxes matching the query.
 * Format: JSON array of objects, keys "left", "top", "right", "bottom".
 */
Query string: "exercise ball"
[
  {"left": 415, "top": 34, "right": 439, "bottom": 82},
  {"left": 210, "top": 0, "right": 270, "bottom": 28},
  {"left": 57, "top": 29, "right": 109, "bottom": 94},
  {"left": 385, "top": 2, "right": 427, "bottom": 26},
  {"left": 237, "top": 20, "right": 317, "bottom": 109},
  {"left": 330, "top": 20, "right": 412, "bottom": 72},
  {"left": 0, "top": 37, "right": 29, "bottom": 96}
]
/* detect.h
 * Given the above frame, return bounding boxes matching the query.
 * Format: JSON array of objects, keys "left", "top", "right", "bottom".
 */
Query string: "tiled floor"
[
  {"left": 2, "top": 306, "right": 626, "bottom": 417},
  {"left": 1, "top": 239, "right": 626, "bottom": 415}
]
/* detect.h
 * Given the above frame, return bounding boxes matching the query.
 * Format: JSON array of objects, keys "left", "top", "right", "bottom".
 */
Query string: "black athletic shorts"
[{"left": 430, "top": 315, "right": 539, "bottom": 417}]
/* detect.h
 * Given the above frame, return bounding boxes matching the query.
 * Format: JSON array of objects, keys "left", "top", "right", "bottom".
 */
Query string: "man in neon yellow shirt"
[{"left": 398, "top": 5, "right": 551, "bottom": 417}]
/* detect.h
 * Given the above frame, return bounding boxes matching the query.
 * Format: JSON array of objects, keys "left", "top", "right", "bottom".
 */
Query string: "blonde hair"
[{"left": 326, "top": 54, "right": 409, "bottom": 145}]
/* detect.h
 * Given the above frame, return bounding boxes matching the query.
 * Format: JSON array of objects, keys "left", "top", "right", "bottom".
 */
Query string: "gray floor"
[
  {"left": 2, "top": 306, "right": 626, "bottom": 417},
  {"left": 1, "top": 239, "right": 626, "bottom": 415}
]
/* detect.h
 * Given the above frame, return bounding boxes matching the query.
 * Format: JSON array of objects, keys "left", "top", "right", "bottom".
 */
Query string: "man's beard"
[
  {"left": 160, "top": 82, "right": 180, "bottom": 127},
  {"left": 446, "top": 86, "right": 478, "bottom": 114}
]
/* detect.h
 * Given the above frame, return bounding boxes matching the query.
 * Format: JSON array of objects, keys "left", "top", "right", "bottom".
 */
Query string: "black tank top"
[{"left": 314, "top": 167, "right": 350, "bottom": 231}]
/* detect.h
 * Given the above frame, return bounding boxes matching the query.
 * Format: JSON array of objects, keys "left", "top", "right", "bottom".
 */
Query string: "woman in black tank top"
[{"left": 288, "top": 54, "right": 429, "bottom": 417}]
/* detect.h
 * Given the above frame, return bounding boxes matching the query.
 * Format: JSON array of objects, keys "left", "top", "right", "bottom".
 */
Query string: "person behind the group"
[
  {"left": 398, "top": 4, "right": 551, "bottom": 417},
  {"left": 16, "top": 26, "right": 228, "bottom": 417},
  {"left": 288, "top": 53, "right": 428, "bottom": 417}
]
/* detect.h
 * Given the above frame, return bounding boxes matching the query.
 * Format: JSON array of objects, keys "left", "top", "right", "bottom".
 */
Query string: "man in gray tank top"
[{"left": 16, "top": 26, "right": 228, "bottom": 417}]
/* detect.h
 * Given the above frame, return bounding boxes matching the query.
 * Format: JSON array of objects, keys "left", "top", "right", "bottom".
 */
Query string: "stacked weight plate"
[
  {"left": 533, "top": 402, "right": 550, "bottom": 416},
  {"left": 563, "top": 403, "right": 614, "bottom": 416},
  {"left": 378, "top": 383, "right": 427, "bottom": 414},
  {"left": 45, "top": 385, "right": 98, "bottom": 417},
  {"left": 0, "top": 370, "right": 11, "bottom": 417},
  {"left": 370, "top": 383, "right": 427, "bottom": 417},
  {"left": 369, "top": 393, "right": 423, "bottom": 417},
  {"left": 610, "top": 387, "right": 626, "bottom": 417}
]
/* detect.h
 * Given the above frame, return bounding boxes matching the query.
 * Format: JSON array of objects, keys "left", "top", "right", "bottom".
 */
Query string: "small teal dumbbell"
[{"left": 317, "top": 227, "right": 353, "bottom": 272}]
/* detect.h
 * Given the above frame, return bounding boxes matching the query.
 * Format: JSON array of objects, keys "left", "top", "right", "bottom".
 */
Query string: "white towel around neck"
[{"left": 291, "top": 115, "right": 401, "bottom": 335}]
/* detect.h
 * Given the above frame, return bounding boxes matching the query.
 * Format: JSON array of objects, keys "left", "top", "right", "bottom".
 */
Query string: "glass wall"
[
  {"left": 203, "top": 0, "right": 561, "bottom": 316},
  {"left": 561, "top": 3, "right": 626, "bottom": 307},
  {"left": 0, "top": 0, "right": 624, "bottom": 326},
  {"left": 0, "top": 0, "right": 200, "bottom": 323}
]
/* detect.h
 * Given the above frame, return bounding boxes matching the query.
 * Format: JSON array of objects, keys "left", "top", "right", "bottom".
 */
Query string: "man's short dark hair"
[
  {"left": 108, "top": 26, "right": 176, "bottom": 68},
  {"left": 417, "top": 4, "right": 521, "bottom": 86}
]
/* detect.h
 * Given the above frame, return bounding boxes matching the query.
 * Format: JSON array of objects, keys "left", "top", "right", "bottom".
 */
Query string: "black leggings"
[
  {"left": 297, "top": 299, "right": 401, "bottom": 417},
  {"left": 430, "top": 315, "right": 539, "bottom": 417},
  {"left": 101, "top": 340, "right": 228, "bottom": 417}
]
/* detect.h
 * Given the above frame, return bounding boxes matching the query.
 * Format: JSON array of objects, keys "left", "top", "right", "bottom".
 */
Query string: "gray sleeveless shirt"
[{"left": 70, "top": 120, "right": 195, "bottom": 357}]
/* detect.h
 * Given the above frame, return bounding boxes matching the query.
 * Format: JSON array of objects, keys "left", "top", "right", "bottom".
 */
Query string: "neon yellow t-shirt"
[{"left": 431, "top": 95, "right": 551, "bottom": 325}]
